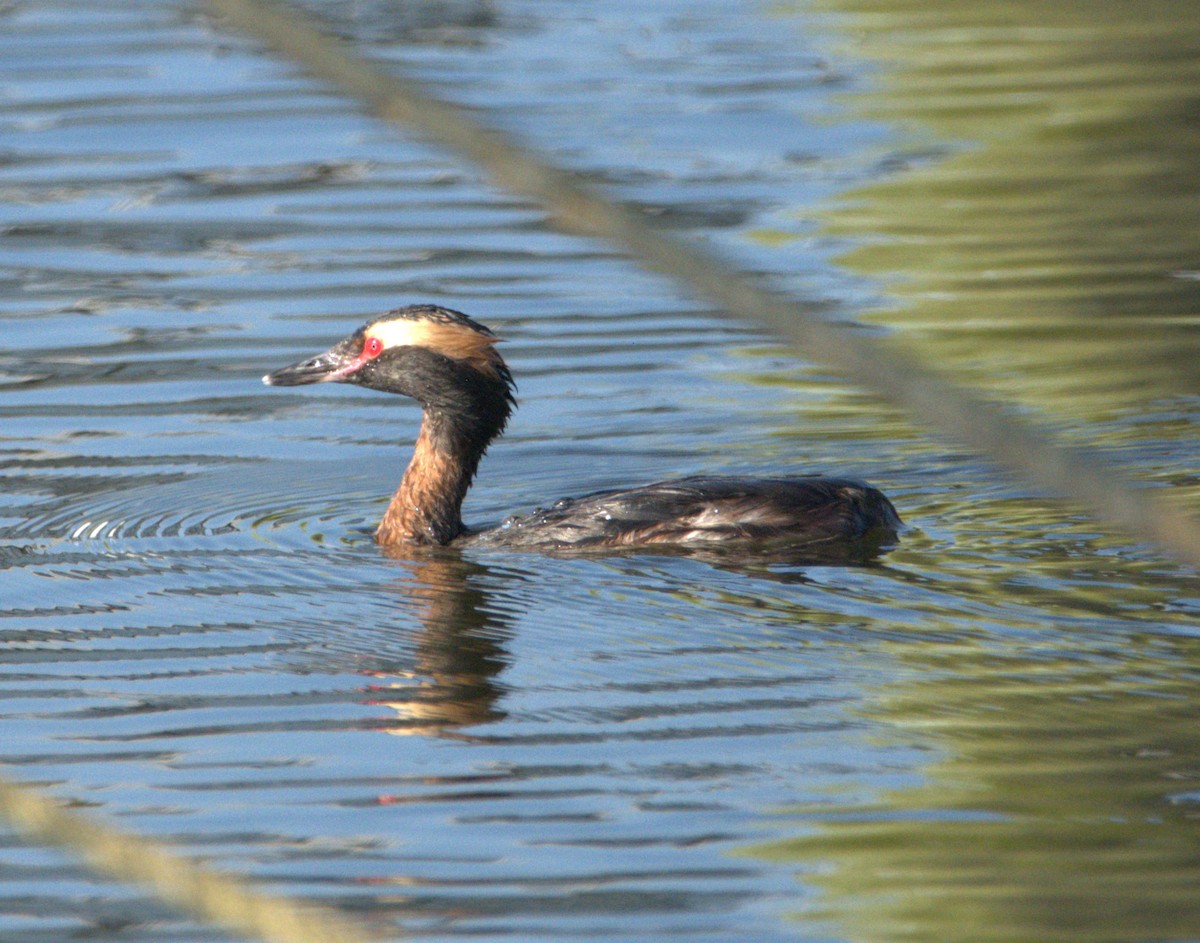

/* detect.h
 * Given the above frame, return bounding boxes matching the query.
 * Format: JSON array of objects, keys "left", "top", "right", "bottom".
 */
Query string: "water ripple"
[{"left": 3, "top": 2, "right": 1199, "bottom": 943}]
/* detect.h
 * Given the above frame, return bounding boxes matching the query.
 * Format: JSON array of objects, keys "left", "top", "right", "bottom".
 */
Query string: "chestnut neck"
[{"left": 375, "top": 411, "right": 491, "bottom": 546}]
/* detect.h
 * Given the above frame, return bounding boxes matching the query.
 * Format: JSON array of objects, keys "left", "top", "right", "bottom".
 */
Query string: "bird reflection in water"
[
  {"left": 359, "top": 548, "right": 515, "bottom": 740},
  {"left": 352, "top": 534, "right": 895, "bottom": 742}
]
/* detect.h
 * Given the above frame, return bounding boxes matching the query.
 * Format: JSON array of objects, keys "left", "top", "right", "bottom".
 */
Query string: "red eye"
[{"left": 364, "top": 336, "right": 384, "bottom": 358}]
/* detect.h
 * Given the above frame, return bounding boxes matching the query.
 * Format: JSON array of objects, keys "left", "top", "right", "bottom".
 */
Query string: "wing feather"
[{"left": 474, "top": 476, "right": 900, "bottom": 551}]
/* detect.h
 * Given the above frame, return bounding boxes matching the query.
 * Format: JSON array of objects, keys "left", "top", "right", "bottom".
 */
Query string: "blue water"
[{"left": 2, "top": 2, "right": 1199, "bottom": 942}]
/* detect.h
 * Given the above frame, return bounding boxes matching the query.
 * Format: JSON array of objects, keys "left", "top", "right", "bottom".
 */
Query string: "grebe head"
[
  {"left": 264, "top": 305, "right": 515, "bottom": 445},
  {"left": 264, "top": 306, "right": 511, "bottom": 394}
]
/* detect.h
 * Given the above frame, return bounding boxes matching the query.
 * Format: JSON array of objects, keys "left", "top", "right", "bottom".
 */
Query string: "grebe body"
[
  {"left": 264, "top": 306, "right": 900, "bottom": 553},
  {"left": 465, "top": 475, "right": 898, "bottom": 551}
]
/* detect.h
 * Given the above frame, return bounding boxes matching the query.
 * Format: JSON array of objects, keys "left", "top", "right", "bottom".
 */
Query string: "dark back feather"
[{"left": 467, "top": 476, "right": 901, "bottom": 552}]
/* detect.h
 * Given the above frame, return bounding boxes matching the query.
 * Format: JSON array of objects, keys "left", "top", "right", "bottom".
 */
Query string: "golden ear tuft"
[
  {"left": 420, "top": 322, "right": 507, "bottom": 379},
  {"left": 366, "top": 318, "right": 507, "bottom": 381}
]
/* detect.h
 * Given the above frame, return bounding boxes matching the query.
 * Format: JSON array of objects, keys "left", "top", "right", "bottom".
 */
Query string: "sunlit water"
[{"left": 2, "top": 2, "right": 1199, "bottom": 942}]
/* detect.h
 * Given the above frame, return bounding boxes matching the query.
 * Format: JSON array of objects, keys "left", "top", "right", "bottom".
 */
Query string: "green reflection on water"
[
  {"left": 793, "top": 0, "right": 1200, "bottom": 426},
  {"left": 753, "top": 635, "right": 1200, "bottom": 942},
  {"left": 743, "top": 2, "right": 1200, "bottom": 941}
]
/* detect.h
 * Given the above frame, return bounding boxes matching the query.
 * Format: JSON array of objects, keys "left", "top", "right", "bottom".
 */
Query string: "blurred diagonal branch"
[
  {"left": 207, "top": 0, "right": 1200, "bottom": 569},
  {"left": 0, "top": 771, "right": 387, "bottom": 943}
]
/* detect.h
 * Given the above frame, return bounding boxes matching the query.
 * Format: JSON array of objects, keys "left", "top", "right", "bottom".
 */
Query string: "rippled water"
[{"left": 2, "top": 1, "right": 1199, "bottom": 942}]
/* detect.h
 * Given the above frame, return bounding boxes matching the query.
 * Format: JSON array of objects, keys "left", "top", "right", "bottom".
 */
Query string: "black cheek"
[{"left": 352, "top": 352, "right": 417, "bottom": 397}]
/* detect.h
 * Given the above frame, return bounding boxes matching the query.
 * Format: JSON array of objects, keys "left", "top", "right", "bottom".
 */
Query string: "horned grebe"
[{"left": 263, "top": 305, "right": 900, "bottom": 552}]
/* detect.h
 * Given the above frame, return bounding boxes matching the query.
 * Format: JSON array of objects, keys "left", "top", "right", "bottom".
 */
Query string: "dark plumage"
[
  {"left": 264, "top": 305, "right": 901, "bottom": 555},
  {"left": 467, "top": 475, "right": 899, "bottom": 551}
]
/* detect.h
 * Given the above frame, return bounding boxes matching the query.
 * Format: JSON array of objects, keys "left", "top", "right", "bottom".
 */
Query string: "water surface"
[{"left": 1, "top": 2, "right": 1199, "bottom": 942}]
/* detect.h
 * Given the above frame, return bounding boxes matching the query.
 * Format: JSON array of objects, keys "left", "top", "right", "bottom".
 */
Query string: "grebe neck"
[{"left": 376, "top": 409, "right": 493, "bottom": 546}]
